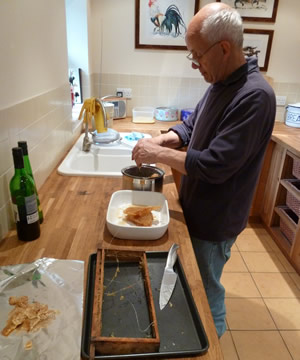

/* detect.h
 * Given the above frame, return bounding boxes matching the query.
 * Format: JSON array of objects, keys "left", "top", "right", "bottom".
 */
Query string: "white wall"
[
  {"left": 90, "top": 0, "right": 197, "bottom": 78},
  {"left": 90, "top": 0, "right": 300, "bottom": 83},
  {"left": 0, "top": 0, "right": 75, "bottom": 241},
  {"left": 0, "top": 0, "right": 69, "bottom": 109}
]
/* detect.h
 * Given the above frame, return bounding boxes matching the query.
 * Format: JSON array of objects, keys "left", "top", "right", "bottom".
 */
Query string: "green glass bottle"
[
  {"left": 10, "top": 147, "right": 40, "bottom": 241},
  {"left": 18, "top": 141, "right": 44, "bottom": 224}
]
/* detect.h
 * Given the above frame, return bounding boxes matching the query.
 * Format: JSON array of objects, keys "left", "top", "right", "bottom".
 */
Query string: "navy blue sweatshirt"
[{"left": 171, "top": 57, "right": 276, "bottom": 242}]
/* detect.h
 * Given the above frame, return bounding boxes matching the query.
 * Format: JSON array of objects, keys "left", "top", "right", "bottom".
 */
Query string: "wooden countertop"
[
  {"left": 272, "top": 121, "right": 300, "bottom": 157},
  {"left": 0, "top": 120, "right": 223, "bottom": 360}
]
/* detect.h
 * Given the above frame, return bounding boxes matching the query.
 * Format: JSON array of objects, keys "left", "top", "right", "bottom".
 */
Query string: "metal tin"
[
  {"left": 154, "top": 107, "right": 178, "bottom": 121},
  {"left": 121, "top": 165, "right": 164, "bottom": 192},
  {"left": 285, "top": 103, "right": 300, "bottom": 128}
]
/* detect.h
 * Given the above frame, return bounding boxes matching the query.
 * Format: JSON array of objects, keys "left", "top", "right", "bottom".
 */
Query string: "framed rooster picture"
[{"left": 135, "top": 0, "right": 199, "bottom": 50}]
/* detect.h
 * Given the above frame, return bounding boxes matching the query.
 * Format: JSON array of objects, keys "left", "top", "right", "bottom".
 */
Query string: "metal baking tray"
[{"left": 81, "top": 251, "right": 209, "bottom": 359}]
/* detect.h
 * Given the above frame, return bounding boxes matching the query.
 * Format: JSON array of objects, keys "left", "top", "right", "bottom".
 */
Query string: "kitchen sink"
[{"left": 58, "top": 132, "right": 150, "bottom": 177}]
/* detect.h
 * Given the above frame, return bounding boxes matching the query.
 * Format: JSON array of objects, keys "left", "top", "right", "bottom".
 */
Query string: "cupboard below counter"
[{"left": 255, "top": 122, "right": 300, "bottom": 273}]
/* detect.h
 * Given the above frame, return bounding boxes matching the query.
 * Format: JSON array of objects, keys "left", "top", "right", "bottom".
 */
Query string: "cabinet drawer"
[{"left": 275, "top": 206, "right": 298, "bottom": 246}]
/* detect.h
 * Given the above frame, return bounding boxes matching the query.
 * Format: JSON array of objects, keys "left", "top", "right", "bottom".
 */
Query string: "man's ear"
[{"left": 220, "top": 40, "right": 231, "bottom": 58}]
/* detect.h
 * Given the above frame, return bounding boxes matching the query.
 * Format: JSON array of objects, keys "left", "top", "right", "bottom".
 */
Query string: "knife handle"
[{"left": 166, "top": 243, "right": 179, "bottom": 269}]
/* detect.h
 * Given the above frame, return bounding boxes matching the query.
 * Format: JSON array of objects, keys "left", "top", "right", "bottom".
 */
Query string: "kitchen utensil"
[
  {"left": 121, "top": 165, "right": 164, "bottom": 192},
  {"left": 159, "top": 243, "right": 179, "bottom": 310},
  {"left": 154, "top": 107, "right": 178, "bottom": 121},
  {"left": 90, "top": 249, "right": 160, "bottom": 355},
  {"left": 106, "top": 190, "right": 169, "bottom": 240},
  {"left": 285, "top": 103, "right": 300, "bottom": 128}
]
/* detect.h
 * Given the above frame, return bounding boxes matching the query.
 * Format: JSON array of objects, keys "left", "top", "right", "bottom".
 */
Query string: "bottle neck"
[
  {"left": 12, "top": 147, "right": 25, "bottom": 169},
  {"left": 23, "top": 154, "right": 33, "bottom": 178}
]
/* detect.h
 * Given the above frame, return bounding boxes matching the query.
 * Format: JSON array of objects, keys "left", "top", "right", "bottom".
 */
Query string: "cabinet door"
[{"left": 261, "top": 142, "right": 286, "bottom": 226}]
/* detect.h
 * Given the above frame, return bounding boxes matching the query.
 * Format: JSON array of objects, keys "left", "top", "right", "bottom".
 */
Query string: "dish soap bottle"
[
  {"left": 18, "top": 141, "right": 44, "bottom": 223},
  {"left": 10, "top": 147, "right": 40, "bottom": 241}
]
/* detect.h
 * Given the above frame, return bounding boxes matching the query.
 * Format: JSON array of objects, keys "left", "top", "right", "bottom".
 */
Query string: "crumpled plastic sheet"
[{"left": 0, "top": 258, "right": 84, "bottom": 360}]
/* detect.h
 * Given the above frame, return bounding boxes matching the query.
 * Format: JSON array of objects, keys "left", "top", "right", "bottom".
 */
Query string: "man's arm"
[{"left": 131, "top": 131, "right": 187, "bottom": 174}]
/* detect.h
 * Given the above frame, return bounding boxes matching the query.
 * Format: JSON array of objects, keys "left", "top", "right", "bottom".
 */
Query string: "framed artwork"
[
  {"left": 135, "top": 0, "right": 199, "bottom": 50},
  {"left": 243, "top": 29, "right": 274, "bottom": 71},
  {"left": 215, "top": 0, "right": 279, "bottom": 22}
]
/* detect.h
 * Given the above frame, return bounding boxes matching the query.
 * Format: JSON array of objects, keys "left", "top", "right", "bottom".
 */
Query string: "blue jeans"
[{"left": 190, "top": 236, "right": 236, "bottom": 338}]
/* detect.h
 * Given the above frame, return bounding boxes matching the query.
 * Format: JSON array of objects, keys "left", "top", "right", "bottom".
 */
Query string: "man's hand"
[{"left": 131, "top": 138, "right": 162, "bottom": 167}]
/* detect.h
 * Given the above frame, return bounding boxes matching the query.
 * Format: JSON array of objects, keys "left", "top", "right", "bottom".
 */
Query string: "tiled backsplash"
[
  {"left": 0, "top": 83, "right": 78, "bottom": 240},
  {"left": 273, "top": 82, "right": 300, "bottom": 122},
  {"left": 91, "top": 72, "right": 300, "bottom": 122}
]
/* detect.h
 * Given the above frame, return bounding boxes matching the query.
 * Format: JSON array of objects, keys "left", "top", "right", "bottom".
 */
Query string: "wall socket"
[
  {"left": 116, "top": 88, "right": 132, "bottom": 98},
  {"left": 276, "top": 95, "right": 287, "bottom": 106}
]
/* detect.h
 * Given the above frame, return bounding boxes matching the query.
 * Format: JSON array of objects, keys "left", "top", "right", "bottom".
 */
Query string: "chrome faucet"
[{"left": 82, "top": 119, "right": 92, "bottom": 152}]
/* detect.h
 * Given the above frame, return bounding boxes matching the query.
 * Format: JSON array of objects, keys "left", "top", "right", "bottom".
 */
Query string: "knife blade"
[{"left": 159, "top": 243, "right": 179, "bottom": 310}]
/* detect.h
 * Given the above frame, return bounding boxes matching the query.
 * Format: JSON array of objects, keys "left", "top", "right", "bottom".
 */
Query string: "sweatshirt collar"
[{"left": 212, "top": 56, "right": 259, "bottom": 89}]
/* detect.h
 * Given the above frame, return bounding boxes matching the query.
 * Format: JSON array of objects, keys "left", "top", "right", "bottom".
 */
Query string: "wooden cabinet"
[{"left": 260, "top": 141, "right": 300, "bottom": 273}]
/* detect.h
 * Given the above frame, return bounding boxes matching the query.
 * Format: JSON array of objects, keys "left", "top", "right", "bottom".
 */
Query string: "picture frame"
[
  {"left": 135, "top": 0, "right": 199, "bottom": 50},
  {"left": 243, "top": 29, "right": 274, "bottom": 71},
  {"left": 215, "top": 0, "right": 279, "bottom": 22}
]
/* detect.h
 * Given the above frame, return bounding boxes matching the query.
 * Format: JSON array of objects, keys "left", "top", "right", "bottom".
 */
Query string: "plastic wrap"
[{"left": 0, "top": 258, "right": 84, "bottom": 360}]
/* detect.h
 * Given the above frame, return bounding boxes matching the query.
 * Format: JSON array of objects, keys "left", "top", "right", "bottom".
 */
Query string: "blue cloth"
[
  {"left": 170, "top": 57, "right": 276, "bottom": 242},
  {"left": 124, "top": 132, "right": 144, "bottom": 141},
  {"left": 191, "top": 236, "right": 236, "bottom": 338}
]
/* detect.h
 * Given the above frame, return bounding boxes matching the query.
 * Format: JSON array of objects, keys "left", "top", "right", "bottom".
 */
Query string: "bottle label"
[
  {"left": 27, "top": 212, "right": 39, "bottom": 224},
  {"left": 25, "top": 194, "right": 39, "bottom": 224}
]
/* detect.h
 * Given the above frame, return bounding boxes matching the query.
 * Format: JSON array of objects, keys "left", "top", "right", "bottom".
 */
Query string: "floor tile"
[
  {"left": 236, "top": 233, "right": 273, "bottom": 252},
  {"left": 231, "top": 242, "right": 239, "bottom": 252},
  {"left": 263, "top": 234, "right": 283, "bottom": 253},
  {"left": 264, "top": 298, "right": 300, "bottom": 329},
  {"left": 226, "top": 298, "right": 276, "bottom": 330},
  {"left": 224, "top": 251, "right": 248, "bottom": 272},
  {"left": 241, "top": 251, "right": 286, "bottom": 272},
  {"left": 242, "top": 224, "right": 266, "bottom": 234},
  {"left": 219, "top": 331, "right": 239, "bottom": 360},
  {"left": 252, "top": 273, "right": 300, "bottom": 298},
  {"left": 222, "top": 273, "right": 261, "bottom": 298},
  {"left": 231, "top": 330, "right": 292, "bottom": 360},
  {"left": 289, "top": 272, "right": 300, "bottom": 290},
  {"left": 275, "top": 251, "right": 297, "bottom": 273},
  {"left": 280, "top": 331, "right": 300, "bottom": 360}
]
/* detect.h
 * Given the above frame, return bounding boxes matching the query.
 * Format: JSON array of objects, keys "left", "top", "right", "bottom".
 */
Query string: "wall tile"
[{"left": 0, "top": 83, "right": 74, "bottom": 240}]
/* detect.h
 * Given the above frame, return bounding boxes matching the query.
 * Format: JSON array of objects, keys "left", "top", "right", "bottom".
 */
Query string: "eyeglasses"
[{"left": 186, "top": 41, "right": 221, "bottom": 66}]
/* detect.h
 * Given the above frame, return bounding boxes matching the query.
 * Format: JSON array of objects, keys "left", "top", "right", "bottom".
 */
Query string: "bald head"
[{"left": 186, "top": 3, "right": 244, "bottom": 49}]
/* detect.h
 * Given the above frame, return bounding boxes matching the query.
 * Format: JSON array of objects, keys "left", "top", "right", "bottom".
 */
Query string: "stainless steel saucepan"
[{"left": 121, "top": 165, "right": 164, "bottom": 192}]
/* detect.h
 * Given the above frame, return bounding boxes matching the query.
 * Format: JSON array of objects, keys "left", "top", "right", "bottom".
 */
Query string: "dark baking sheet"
[{"left": 81, "top": 252, "right": 209, "bottom": 359}]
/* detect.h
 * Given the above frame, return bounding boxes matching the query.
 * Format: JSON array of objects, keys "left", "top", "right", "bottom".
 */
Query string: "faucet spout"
[{"left": 82, "top": 119, "right": 92, "bottom": 152}]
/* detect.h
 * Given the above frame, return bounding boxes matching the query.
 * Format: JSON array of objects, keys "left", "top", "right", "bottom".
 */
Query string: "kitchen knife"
[{"left": 159, "top": 243, "right": 179, "bottom": 310}]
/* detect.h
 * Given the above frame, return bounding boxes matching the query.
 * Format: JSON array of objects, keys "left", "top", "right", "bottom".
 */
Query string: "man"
[{"left": 132, "top": 2, "right": 276, "bottom": 338}]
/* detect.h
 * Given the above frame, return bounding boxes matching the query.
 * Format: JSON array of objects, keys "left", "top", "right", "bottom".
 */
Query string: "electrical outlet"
[
  {"left": 116, "top": 88, "right": 132, "bottom": 98},
  {"left": 276, "top": 95, "right": 287, "bottom": 107}
]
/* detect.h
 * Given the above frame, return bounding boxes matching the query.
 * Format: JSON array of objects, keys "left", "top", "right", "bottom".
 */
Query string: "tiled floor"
[{"left": 219, "top": 223, "right": 300, "bottom": 360}]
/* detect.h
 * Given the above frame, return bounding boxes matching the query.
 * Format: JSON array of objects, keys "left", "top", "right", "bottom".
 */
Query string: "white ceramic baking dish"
[{"left": 106, "top": 190, "right": 169, "bottom": 240}]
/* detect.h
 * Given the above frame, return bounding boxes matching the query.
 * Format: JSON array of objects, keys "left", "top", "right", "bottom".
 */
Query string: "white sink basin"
[{"left": 58, "top": 132, "right": 150, "bottom": 177}]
